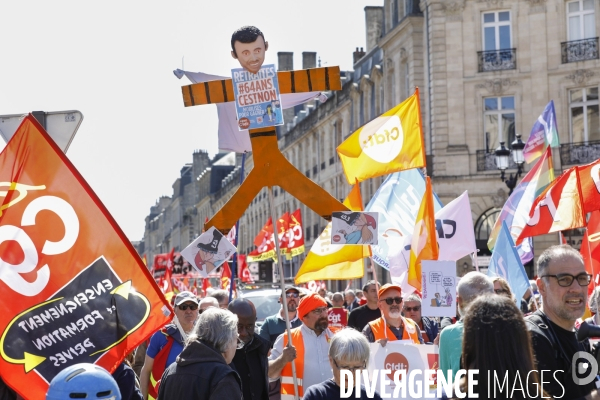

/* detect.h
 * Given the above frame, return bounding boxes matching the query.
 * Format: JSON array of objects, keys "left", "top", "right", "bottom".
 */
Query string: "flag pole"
[
  {"left": 229, "top": 153, "right": 247, "bottom": 302},
  {"left": 268, "top": 186, "right": 299, "bottom": 400}
]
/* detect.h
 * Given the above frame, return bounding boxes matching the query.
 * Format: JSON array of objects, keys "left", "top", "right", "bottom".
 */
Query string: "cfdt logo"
[{"left": 359, "top": 116, "right": 404, "bottom": 163}]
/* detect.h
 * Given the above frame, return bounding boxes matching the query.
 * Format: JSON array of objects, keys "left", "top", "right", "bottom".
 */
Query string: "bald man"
[{"left": 229, "top": 299, "right": 270, "bottom": 400}]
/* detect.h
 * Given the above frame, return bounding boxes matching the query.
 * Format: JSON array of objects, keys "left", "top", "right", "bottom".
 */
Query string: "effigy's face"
[{"left": 231, "top": 36, "right": 268, "bottom": 74}]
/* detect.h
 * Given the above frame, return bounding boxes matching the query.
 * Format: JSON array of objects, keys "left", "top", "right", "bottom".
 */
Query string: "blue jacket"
[{"left": 421, "top": 316, "right": 439, "bottom": 344}]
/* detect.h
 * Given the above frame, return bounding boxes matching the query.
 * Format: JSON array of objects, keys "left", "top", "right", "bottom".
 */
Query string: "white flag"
[
  {"left": 390, "top": 191, "right": 475, "bottom": 290},
  {"left": 435, "top": 191, "right": 477, "bottom": 261}
]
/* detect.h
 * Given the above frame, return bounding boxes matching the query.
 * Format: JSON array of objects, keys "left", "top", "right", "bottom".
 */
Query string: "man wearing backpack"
[{"left": 526, "top": 245, "right": 598, "bottom": 399}]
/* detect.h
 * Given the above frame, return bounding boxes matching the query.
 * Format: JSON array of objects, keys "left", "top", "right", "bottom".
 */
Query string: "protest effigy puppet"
[{"left": 177, "top": 26, "right": 349, "bottom": 233}]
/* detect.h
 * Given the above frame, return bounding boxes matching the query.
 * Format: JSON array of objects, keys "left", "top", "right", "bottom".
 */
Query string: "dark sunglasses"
[
  {"left": 380, "top": 297, "right": 402, "bottom": 305},
  {"left": 286, "top": 292, "right": 300, "bottom": 299},
  {"left": 403, "top": 306, "right": 421, "bottom": 312},
  {"left": 178, "top": 303, "right": 198, "bottom": 311},
  {"left": 541, "top": 273, "right": 592, "bottom": 287}
]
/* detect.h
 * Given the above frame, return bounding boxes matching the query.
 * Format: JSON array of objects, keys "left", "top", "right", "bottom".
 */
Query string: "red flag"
[
  {"left": 518, "top": 167, "right": 586, "bottom": 243},
  {"left": 0, "top": 116, "right": 171, "bottom": 399},
  {"left": 586, "top": 211, "right": 600, "bottom": 290},
  {"left": 248, "top": 218, "right": 276, "bottom": 261},
  {"left": 577, "top": 159, "right": 600, "bottom": 214},
  {"left": 287, "top": 208, "right": 305, "bottom": 257},
  {"left": 202, "top": 278, "right": 210, "bottom": 296},
  {"left": 221, "top": 262, "right": 233, "bottom": 290},
  {"left": 238, "top": 255, "right": 253, "bottom": 283},
  {"left": 277, "top": 212, "right": 291, "bottom": 254}
]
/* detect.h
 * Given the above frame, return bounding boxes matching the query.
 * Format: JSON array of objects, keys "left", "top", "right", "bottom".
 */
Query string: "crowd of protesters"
[{"left": 2, "top": 244, "right": 599, "bottom": 399}]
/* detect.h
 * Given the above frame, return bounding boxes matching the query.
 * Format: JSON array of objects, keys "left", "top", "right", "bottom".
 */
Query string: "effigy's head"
[{"left": 231, "top": 26, "right": 268, "bottom": 74}]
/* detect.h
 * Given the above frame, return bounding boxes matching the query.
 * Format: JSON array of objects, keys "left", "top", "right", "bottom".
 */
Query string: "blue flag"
[
  {"left": 488, "top": 221, "right": 531, "bottom": 308},
  {"left": 365, "top": 169, "right": 442, "bottom": 270}
]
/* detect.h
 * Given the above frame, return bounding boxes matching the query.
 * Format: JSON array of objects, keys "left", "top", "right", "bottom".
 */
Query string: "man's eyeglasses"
[
  {"left": 178, "top": 303, "right": 198, "bottom": 311},
  {"left": 403, "top": 306, "right": 421, "bottom": 312},
  {"left": 332, "top": 358, "right": 366, "bottom": 373},
  {"left": 380, "top": 297, "right": 402, "bottom": 305},
  {"left": 541, "top": 273, "right": 592, "bottom": 287},
  {"left": 286, "top": 292, "right": 300, "bottom": 299},
  {"left": 494, "top": 289, "right": 509, "bottom": 295},
  {"left": 311, "top": 307, "right": 328, "bottom": 315}
]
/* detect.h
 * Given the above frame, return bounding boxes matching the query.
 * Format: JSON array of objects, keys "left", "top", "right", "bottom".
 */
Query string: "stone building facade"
[{"left": 139, "top": 0, "right": 600, "bottom": 284}]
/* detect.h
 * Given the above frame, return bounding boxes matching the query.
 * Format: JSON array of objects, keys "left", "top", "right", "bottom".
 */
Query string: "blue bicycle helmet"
[{"left": 46, "top": 363, "right": 121, "bottom": 400}]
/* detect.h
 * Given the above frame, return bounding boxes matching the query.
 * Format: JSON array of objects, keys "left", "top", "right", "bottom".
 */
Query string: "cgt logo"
[{"left": 359, "top": 116, "right": 404, "bottom": 163}]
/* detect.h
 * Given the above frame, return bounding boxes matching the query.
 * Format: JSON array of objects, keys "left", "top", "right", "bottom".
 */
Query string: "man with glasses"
[
  {"left": 526, "top": 245, "right": 598, "bottom": 399},
  {"left": 259, "top": 286, "right": 303, "bottom": 347},
  {"left": 268, "top": 293, "right": 334, "bottom": 399},
  {"left": 229, "top": 299, "right": 270, "bottom": 400},
  {"left": 362, "top": 284, "right": 423, "bottom": 345},
  {"left": 140, "top": 291, "right": 199, "bottom": 399},
  {"left": 402, "top": 293, "right": 439, "bottom": 344},
  {"left": 259, "top": 286, "right": 303, "bottom": 400}
]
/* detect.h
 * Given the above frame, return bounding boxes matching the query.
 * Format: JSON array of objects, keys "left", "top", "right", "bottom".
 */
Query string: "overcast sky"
[{"left": 0, "top": 0, "right": 382, "bottom": 241}]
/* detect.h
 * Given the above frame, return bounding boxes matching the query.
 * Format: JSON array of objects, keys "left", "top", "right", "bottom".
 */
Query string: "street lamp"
[{"left": 494, "top": 135, "right": 525, "bottom": 195}]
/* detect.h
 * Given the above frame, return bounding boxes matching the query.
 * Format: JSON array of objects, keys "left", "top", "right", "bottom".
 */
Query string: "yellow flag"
[
  {"left": 337, "top": 88, "right": 426, "bottom": 184},
  {"left": 295, "top": 182, "right": 371, "bottom": 284},
  {"left": 408, "top": 177, "right": 439, "bottom": 291}
]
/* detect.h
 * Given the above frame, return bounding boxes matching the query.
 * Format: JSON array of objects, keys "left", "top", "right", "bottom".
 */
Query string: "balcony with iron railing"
[
  {"left": 561, "top": 37, "right": 599, "bottom": 64},
  {"left": 560, "top": 140, "right": 600, "bottom": 165},
  {"left": 477, "top": 48, "right": 517, "bottom": 72},
  {"left": 476, "top": 150, "right": 518, "bottom": 171}
]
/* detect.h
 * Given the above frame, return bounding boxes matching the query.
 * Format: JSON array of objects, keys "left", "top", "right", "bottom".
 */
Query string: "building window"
[
  {"left": 484, "top": 96, "right": 515, "bottom": 152},
  {"left": 482, "top": 11, "right": 511, "bottom": 51},
  {"left": 570, "top": 87, "right": 599, "bottom": 143},
  {"left": 568, "top": 0, "right": 595, "bottom": 41},
  {"left": 306, "top": 227, "right": 311, "bottom": 241}
]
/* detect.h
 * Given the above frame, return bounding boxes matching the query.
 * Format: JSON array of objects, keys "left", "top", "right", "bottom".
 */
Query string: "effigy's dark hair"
[{"left": 231, "top": 26, "right": 265, "bottom": 55}]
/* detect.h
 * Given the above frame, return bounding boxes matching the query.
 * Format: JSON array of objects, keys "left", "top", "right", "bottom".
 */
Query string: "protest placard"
[
  {"left": 180, "top": 227, "right": 237, "bottom": 277},
  {"left": 231, "top": 64, "right": 283, "bottom": 130},
  {"left": 421, "top": 260, "right": 457, "bottom": 318},
  {"left": 331, "top": 211, "right": 378, "bottom": 245}
]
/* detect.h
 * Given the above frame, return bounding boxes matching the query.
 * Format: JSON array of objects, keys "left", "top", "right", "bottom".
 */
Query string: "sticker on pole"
[{"left": 331, "top": 211, "right": 378, "bottom": 245}]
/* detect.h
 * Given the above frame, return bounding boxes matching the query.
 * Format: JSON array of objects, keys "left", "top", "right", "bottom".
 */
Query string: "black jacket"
[
  {"left": 157, "top": 340, "right": 242, "bottom": 400},
  {"left": 230, "top": 333, "right": 270, "bottom": 400}
]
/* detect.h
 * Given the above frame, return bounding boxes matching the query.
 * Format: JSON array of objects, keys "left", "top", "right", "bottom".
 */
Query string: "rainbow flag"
[
  {"left": 487, "top": 147, "right": 555, "bottom": 264},
  {"left": 523, "top": 101, "right": 560, "bottom": 164}
]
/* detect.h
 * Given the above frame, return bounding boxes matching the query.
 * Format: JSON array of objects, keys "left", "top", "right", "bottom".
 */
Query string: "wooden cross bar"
[{"left": 181, "top": 66, "right": 349, "bottom": 234}]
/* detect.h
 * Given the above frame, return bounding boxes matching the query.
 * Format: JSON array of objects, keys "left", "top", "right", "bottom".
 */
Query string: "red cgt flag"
[
  {"left": 517, "top": 167, "right": 586, "bottom": 243},
  {"left": 221, "top": 262, "right": 233, "bottom": 290},
  {"left": 577, "top": 158, "right": 600, "bottom": 214},
  {"left": 0, "top": 116, "right": 171, "bottom": 399},
  {"left": 287, "top": 208, "right": 305, "bottom": 257}
]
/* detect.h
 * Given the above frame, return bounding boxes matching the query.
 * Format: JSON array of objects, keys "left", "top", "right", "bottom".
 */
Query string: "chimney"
[
  {"left": 302, "top": 52, "right": 317, "bottom": 69},
  {"left": 364, "top": 6, "right": 384, "bottom": 52},
  {"left": 277, "top": 52, "right": 293, "bottom": 71},
  {"left": 353, "top": 47, "right": 366, "bottom": 64}
]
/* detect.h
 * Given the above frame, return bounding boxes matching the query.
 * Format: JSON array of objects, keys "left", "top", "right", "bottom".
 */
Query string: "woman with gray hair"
[
  {"left": 303, "top": 328, "right": 382, "bottom": 400},
  {"left": 157, "top": 308, "right": 243, "bottom": 399}
]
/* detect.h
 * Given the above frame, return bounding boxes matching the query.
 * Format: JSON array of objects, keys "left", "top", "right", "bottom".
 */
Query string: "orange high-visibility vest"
[
  {"left": 368, "top": 316, "right": 420, "bottom": 343},
  {"left": 281, "top": 327, "right": 305, "bottom": 400}
]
